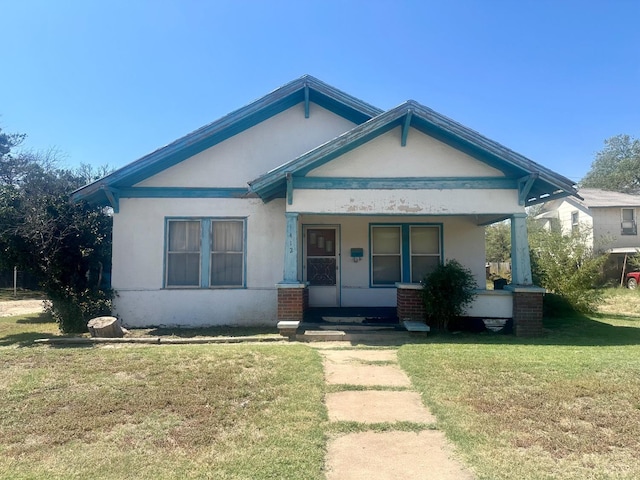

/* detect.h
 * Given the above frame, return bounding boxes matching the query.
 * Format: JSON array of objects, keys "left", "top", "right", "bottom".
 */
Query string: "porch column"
[
  {"left": 508, "top": 213, "right": 544, "bottom": 336},
  {"left": 283, "top": 212, "right": 299, "bottom": 283},
  {"left": 510, "top": 213, "right": 532, "bottom": 286},
  {"left": 277, "top": 212, "right": 308, "bottom": 323}
]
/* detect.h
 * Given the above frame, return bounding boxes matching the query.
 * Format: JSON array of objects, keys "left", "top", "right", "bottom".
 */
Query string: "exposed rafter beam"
[
  {"left": 526, "top": 189, "right": 572, "bottom": 206},
  {"left": 101, "top": 186, "right": 120, "bottom": 213},
  {"left": 304, "top": 85, "right": 310, "bottom": 119},
  {"left": 518, "top": 173, "right": 539, "bottom": 206},
  {"left": 401, "top": 109, "right": 413, "bottom": 147}
]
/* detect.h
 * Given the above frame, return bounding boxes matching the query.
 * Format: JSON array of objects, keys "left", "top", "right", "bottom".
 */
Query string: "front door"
[{"left": 304, "top": 226, "right": 340, "bottom": 307}]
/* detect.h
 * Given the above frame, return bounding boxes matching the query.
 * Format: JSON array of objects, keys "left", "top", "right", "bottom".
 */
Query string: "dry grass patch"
[
  {"left": 0, "top": 343, "right": 325, "bottom": 479},
  {"left": 598, "top": 287, "right": 640, "bottom": 319},
  {"left": 399, "top": 316, "right": 640, "bottom": 480}
]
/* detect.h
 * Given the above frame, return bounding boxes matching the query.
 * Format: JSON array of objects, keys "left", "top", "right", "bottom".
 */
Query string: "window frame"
[
  {"left": 164, "top": 217, "right": 247, "bottom": 289},
  {"left": 571, "top": 211, "right": 579, "bottom": 234},
  {"left": 369, "top": 223, "right": 443, "bottom": 287},
  {"left": 621, "top": 208, "right": 637, "bottom": 236}
]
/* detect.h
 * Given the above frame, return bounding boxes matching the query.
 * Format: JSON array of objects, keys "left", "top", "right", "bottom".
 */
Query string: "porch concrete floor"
[{"left": 318, "top": 348, "right": 475, "bottom": 480}]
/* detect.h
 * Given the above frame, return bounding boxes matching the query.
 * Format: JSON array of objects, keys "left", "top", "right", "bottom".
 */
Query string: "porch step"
[
  {"left": 299, "top": 330, "right": 347, "bottom": 341},
  {"left": 297, "top": 329, "right": 419, "bottom": 343},
  {"left": 402, "top": 321, "right": 430, "bottom": 333}
]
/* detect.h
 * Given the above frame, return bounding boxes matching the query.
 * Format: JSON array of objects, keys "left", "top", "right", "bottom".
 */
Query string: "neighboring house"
[
  {"left": 537, "top": 188, "right": 640, "bottom": 280},
  {"left": 72, "top": 75, "right": 578, "bottom": 336}
]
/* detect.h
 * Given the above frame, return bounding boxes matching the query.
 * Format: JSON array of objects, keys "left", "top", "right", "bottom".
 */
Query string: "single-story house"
[{"left": 72, "top": 75, "right": 579, "bottom": 336}]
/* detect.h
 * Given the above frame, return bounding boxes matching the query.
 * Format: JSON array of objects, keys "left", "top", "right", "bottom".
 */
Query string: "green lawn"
[
  {"left": 399, "top": 288, "right": 640, "bottom": 480},
  {"left": 2, "top": 288, "right": 640, "bottom": 479},
  {"left": 0, "top": 314, "right": 326, "bottom": 480}
]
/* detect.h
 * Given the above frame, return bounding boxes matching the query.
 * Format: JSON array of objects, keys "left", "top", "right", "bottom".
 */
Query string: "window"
[
  {"left": 210, "top": 221, "right": 244, "bottom": 286},
  {"left": 571, "top": 211, "right": 579, "bottom": 234},
  {"left": 621, "top": 208, "right": 637, "bottom": 235},
  {"left": 370, "top": 224, "right": 441, "bottom": 285},
  {"left": 166, "top": 218, "right": 245, "bottom": 288},
  {"left": 410, "top": 226, "right": 441, "bottom": 282},
  {"left": 371, "top": 226, "right": 401, "bottom": 285},
  {"left": 167, "top": 220, "right": 201, "bottom": 287}
]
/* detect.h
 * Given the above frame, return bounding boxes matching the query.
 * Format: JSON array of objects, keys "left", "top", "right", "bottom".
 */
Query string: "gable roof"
[
  {"left": 577, "top": 188, "right": 640, "bottom": 208},
  {"left": 249, "top": 100, "right": 579, "bottom": 206},
  {"left": 72, "top": 75, "right": 579, "bottom": 209},
  {"left": 71, "top": 75, "right": 382, "bottom": 205}
]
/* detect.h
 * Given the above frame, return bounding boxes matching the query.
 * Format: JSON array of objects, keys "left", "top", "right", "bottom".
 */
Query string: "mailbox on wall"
[{"left": 350, "top": 248, "right": 364, "bottom": 262}]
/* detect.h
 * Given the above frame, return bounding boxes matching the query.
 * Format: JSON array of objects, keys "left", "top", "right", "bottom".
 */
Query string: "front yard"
[
  {"left": 1, "top": 288, "right": 640, "bottom": 479},
  {"left": 0, "top": 322, "right": 325, "bottom": 479}
]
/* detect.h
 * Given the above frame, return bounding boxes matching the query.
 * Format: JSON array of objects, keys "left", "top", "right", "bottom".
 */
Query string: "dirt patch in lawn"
[{"left": 0, "top": 300, "right": 45, "bottom": 317}]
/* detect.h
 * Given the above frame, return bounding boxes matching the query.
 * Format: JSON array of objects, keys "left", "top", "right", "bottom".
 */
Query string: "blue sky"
[{"left": 2, "top": 0, "right": 639, "bottom": 183}]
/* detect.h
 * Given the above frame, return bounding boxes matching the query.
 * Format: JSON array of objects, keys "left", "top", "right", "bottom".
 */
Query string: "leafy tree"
[
  {"left": 581, "top": 134, "right": 640, "bottom": 193},
  {"left": 0, "top": 127, "right": 113, "bottom": 333},
  {"left": 528, "top": 220, "right": 608, "bottom": 313},
  {"left": 485, "top": 221, "right": 511, "bottom": 263}
]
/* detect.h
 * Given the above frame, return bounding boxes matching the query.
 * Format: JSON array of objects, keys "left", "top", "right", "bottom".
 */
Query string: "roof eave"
[{"left": 71, "top": 75, "right": 382, "bottom": 203}]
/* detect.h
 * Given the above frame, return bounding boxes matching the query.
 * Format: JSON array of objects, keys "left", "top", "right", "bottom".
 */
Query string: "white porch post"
[
  {"left": 283, "top": 212, "right": 299, "bottom": 283},
  {"left": 510, "top": 213, "right": 533, "bottom": 285}
]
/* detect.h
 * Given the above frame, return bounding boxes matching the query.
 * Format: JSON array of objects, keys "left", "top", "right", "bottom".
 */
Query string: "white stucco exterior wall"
[
  {"left": 308, "top": 126, "right": 505, "bottom": 178},
  {"left": 300, "top": 214, "right": 487, "bottom": 308},
  {"left": 135, "top": 103, "right": 356, "bottom": 188},
  {"left": 290, "top": 189, "right": 522, "bottom": 215},
  {"left": 111, "top": 197, "right": 286, "bottom": 327},
  {"left": 592, "top": 206, "right": 640, "bottom": 250}
]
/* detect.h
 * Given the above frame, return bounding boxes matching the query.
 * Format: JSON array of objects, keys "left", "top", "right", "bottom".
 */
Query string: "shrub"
[
  {"left": 421, "top": 260, "right": 478, "bottom": 331},
  {"left": 44, "top": 287, "right": 114, "bottom": 334},
  {"left": 529, "top": 223, "right": 608, "bottom": 313}
]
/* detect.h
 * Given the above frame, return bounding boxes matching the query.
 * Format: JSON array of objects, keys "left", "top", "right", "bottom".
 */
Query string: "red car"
[{"left": 628, "top": 272, "right": 640, "bottom": 289}]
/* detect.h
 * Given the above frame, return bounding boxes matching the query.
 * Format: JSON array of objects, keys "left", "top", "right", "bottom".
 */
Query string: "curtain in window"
[
  {"left": 211, "top": 221, "right": 243, "bottom": 285},
  {"left": 167, "top": 221, "right": 201, "bottom": 286}
]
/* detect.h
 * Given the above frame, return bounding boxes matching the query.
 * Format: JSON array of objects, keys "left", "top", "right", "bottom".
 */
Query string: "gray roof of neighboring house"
[{"left": 577, "top": 188, "right": 640, "bottom": 208}]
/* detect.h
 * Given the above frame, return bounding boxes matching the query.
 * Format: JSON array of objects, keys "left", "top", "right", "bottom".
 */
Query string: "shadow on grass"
[
  {"left": 15, "top": 312, "right": 54, "bottom": 324},
  {"left": 0, "top": 331, "right": 56, "bottom": 347},
  {"left": 140, "top": 326, "right": 279, "bottom": 338},
  {"left": 420, "top": 314, "right": 640, "bottom": 347}
]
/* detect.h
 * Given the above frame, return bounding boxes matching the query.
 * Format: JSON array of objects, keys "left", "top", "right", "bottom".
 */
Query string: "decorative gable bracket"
[
  {"left": 401, "top": 109, "right": 413, "bottom": 147},
  {"left": 518, "top": 173, "right": 539, "bottom": 206},
  {"left": 101, "top": 186, "right": 120, "bottom": 213}
]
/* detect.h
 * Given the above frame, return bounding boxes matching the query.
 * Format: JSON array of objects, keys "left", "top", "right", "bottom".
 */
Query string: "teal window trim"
[
  {"left": 164, "top": 217, "right": 247, "bottom": 289},
  {"left": 369, "top": 223, "right": 443, "bottom": 287}
]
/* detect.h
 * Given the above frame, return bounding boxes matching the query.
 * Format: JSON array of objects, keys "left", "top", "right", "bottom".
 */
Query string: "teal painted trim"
[
  {"left": 201, "top": 219, "right": 211, "bottom": 288},
  {"left": 286, "top": 173, "right": 293, "bottom": 206},
  {"left": 401, "top": 110, "right": 412, "bottom": 147},
  {"left": 71, "top": 75, "right": 382, "bottom": 206},
  {"left": 292, "top": 176, "right": 517, "bottom": 190},
  {"left": 103, "top": 187, "right": 120, "bottom": 213},
  {"left": 162, "top": 219, "right": 169, "bottom": 289},
  {"left": 518, "top": 173, "right": 539, "bottom": 206},
  {"left": 304, "top": 85, "right": 310, "bottom": 118},
  {"left": 283, "top": 213, "right": 300, "bottom": 283},
  {"left": 249, "top": 99, "right": 579, "bottom": 205},
  {"left": 119, "top": 187, "right": 248, "bottom": 198},
  {"left": 369, "top": 222, "right": 443, "bottom": 287},
  {"left": 163, "top": 216, "right": 247, "bottom": 289},
  {"left": 510, "top": 213, "right": 532, "bottom": 285},
  {"left": 401, "top": 225, "right": 410, "bottom": 283}
]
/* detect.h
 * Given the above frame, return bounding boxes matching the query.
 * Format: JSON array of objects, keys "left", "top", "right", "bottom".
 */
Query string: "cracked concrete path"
[{"left": 319, "top": 348, "right": 475, "bottom": 480}]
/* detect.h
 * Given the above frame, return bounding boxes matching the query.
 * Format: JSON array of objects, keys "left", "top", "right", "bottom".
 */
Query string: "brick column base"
[
  {"left": 276, "top": 283, "right": 308, "bottom": 322},
  {"left": 510, "top": 287, "right": 545, "bottom": 337},
  {"left": 396, "top": 284, "right": 425, "bottom": 322}
]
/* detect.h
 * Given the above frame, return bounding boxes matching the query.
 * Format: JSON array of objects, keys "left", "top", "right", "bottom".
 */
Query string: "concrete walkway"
[{"left": 319, "top": 348, "right": 475, "bottom": 480}]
